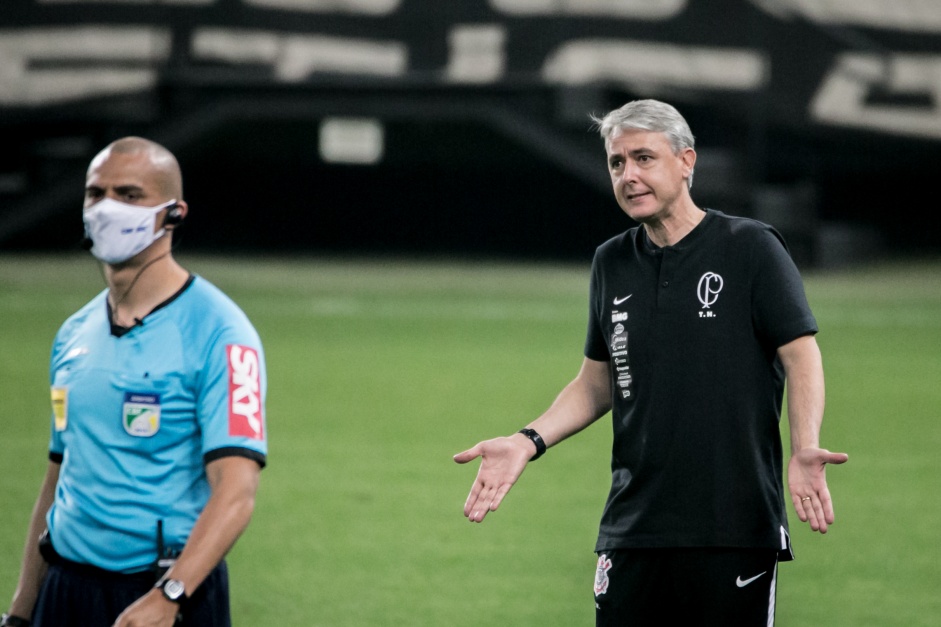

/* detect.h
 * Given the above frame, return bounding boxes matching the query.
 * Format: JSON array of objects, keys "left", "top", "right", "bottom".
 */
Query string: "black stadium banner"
[
  {"left": 1, "top": 0, "right": 940, "bottom": 259},
  {"left": 2, "top": 0, "right": 939, "bottom": 139}
]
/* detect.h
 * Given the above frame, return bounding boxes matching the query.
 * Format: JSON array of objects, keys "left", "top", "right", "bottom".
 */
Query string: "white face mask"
[{"left": 82, "top": 198, "right": 175, "bottom": 264}]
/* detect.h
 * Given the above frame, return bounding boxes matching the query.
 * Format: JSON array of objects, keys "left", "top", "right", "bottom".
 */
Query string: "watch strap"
[
  {"left": 1, "top": 614, "right": 32, "bottom": 627},
  {"left": 518, "top": 428, "right": 547, "bottom": 460}
]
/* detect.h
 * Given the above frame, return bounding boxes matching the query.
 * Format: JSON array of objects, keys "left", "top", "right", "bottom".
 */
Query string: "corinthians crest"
[{"left": 697, "top": 271, "right": 723, "bottom": 318}]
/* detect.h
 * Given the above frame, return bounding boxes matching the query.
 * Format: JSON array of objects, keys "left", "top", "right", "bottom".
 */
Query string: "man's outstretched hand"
[
  {"left": 454, "top": 434, "right": 535, "bottom": 522},
  {"left": 788, "top": 447, "right": 849, "bottom": 533}
]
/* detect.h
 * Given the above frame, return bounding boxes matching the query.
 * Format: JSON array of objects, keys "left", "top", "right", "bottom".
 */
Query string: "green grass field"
[{"left": 2, "top": 253, "right": 939, "bottom": 626}]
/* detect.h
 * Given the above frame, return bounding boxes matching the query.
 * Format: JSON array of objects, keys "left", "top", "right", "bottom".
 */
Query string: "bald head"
[{"left": 88, "top": 136, "right": 183, "bottom": 199}]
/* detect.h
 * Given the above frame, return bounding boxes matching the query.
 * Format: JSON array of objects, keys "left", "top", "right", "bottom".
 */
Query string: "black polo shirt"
[{"left": 584, "top": 209, "right": 818, "bottom": 559}]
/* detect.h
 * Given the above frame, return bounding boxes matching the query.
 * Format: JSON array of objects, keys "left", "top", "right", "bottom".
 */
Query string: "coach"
[
  {"left": 3, "top": 137, "right": 267, "bottom": 627},
  {"left": 455, "top": 99, "right": 848, "bottom": 626}
]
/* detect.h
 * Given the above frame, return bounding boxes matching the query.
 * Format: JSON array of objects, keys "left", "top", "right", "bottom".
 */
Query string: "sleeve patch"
[
  {"left": 227, "top": 344, "right": 265, "bottom": 440},
  {"left": 51, "top": 386, "right": 68, "bottom": 431}
]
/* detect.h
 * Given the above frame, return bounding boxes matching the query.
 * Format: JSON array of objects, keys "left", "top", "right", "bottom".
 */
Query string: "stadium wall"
[{"left": 1, "top": 0, "right": 939, "bottom": 265}]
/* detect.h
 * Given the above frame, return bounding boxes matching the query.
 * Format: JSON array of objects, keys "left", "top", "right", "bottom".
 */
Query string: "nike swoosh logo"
[
  {"left": 613, "top": 295, "right": 632, "bottom": 305},
  {"left": 735, "top": 572, "right": 767, "bottom": 588}
]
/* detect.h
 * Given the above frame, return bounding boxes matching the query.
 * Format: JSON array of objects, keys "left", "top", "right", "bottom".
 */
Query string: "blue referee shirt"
[{"left": 47, "top": 275, "right": 267, "bottom": 573}]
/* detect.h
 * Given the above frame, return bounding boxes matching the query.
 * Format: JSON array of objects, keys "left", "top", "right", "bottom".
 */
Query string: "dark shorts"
[
  {"left": 594, "top": 548, "right": 778, "bottom": 627},
  {"left": 32, "top": 557, "right": 231, "bottom": 627}
]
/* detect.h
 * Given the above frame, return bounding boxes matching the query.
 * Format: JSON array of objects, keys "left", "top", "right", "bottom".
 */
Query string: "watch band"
[
  {"left": 518, "top": 428, "right": 547, "bottom": 461},
  {"left": 1, "top": 614, "right": 32, "bottom": 627}
]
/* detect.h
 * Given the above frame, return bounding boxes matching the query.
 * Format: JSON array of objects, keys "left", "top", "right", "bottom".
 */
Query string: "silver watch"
[{"left": 157, "top": 578, "right": 187, "bottom": 604}]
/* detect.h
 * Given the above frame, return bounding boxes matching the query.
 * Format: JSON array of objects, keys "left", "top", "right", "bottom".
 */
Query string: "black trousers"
[
  {"left": 594, "top": 548, "right": 778, "bottom": 627},
  {"left": 32, "top": 557, "right": 231, "bottom": 627}
]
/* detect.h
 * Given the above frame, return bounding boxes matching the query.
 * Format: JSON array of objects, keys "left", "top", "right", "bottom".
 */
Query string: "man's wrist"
[
  {"left": 1, "top": 613, "right": 32, "bottom": 627},
  {"left": 517, "top": 428, "right": 547, "bottom": 461}
]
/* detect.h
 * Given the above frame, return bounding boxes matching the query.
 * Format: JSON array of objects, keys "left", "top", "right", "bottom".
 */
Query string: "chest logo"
[
  {"left": 697, "top": 272, "right": 724, "bottom": 309},
  {"left": 123, "top": 392, "right": 161, "bottom": 437}
]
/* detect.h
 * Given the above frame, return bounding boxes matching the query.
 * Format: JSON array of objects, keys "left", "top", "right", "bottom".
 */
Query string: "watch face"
[{"left": 163, "top": 579, "right": 185, "bottom": 600}]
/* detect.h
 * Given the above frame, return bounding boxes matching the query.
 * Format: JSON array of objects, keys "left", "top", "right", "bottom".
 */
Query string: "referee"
[
  {"left": 455, "top": 99, "right": 848, "bottom": 626},
  {"left": 3, "top": 137, "right": 267, "bottom": 627}
]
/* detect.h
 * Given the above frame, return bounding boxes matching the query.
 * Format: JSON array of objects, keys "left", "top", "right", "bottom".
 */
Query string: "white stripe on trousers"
[{"left": 767, "top": 561, "right": 779, "bottom": 627}]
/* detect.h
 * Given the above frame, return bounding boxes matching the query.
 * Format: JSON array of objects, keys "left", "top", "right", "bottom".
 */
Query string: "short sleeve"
[
  {"left": 196, "top": 321, "right": 268, "bottom": 465},
  {"left": 48, "top": 328, "right": 67, "bottom": 458},
  {"left": 584, "top": 250, "right": 610, "bottom": 361},
  {"left": 750, "top": 225, "right": 818, "bottom": 349}
]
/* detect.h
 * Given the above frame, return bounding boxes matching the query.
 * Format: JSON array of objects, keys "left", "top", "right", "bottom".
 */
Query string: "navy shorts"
[
  {"left": 32, "top": 557, "right": 231, "bottom": 627},
  {"left": 594, "top": 548, "right": 778, "bottom": 627}
]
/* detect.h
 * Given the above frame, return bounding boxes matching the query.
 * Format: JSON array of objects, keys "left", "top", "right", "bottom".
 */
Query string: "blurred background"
[
  {"left": 1, "top": 0, "right": 940, "bottom": 267},
  {"left": 3, "top": 4, "right": 941, "bottom": 625}
]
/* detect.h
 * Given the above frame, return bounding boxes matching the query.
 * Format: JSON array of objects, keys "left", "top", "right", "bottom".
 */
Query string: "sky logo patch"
[{"left": 227, "top": 344, "right": 265, "bottom": 440}]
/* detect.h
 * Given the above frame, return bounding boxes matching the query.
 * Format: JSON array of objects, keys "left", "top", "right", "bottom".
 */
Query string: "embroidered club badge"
[
  {"left": 594, "top": 554, "right": 613, "bottom": 596},
  {"left": 123, "top": 392, "right": 161, "bottom": 437}
]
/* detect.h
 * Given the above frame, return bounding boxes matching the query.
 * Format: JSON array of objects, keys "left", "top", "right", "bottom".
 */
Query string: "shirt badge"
[
  {"left": 123, "top": 392, "right": 161, "bottom": 437},
  {"left": 51, "top": 386, "right": 68, "bottom": 431},
  {"left": 594, "top": 553, "right": 613, "bottom": 596},
  {"left": 697, "top": 271, "right": 724, "bottom": 318},
  {"left": 227, "top": 344, "right": 265, "bottom": 440}
]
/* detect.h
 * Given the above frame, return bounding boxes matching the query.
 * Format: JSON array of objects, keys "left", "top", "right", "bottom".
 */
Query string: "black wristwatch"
[
  {"left": 518, "top": 428, "right": 547, "bottom": 460},
  {"left": 156, "top": 578, "right": 187, "bottom": 604},
  {"left": 0, "top": 613, "right": 31, "bottom": 627}
]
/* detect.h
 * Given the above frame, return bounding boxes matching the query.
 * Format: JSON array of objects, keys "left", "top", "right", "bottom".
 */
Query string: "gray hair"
[{"left": 590, "top": 99, "right": 696, "bottom": 189}]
